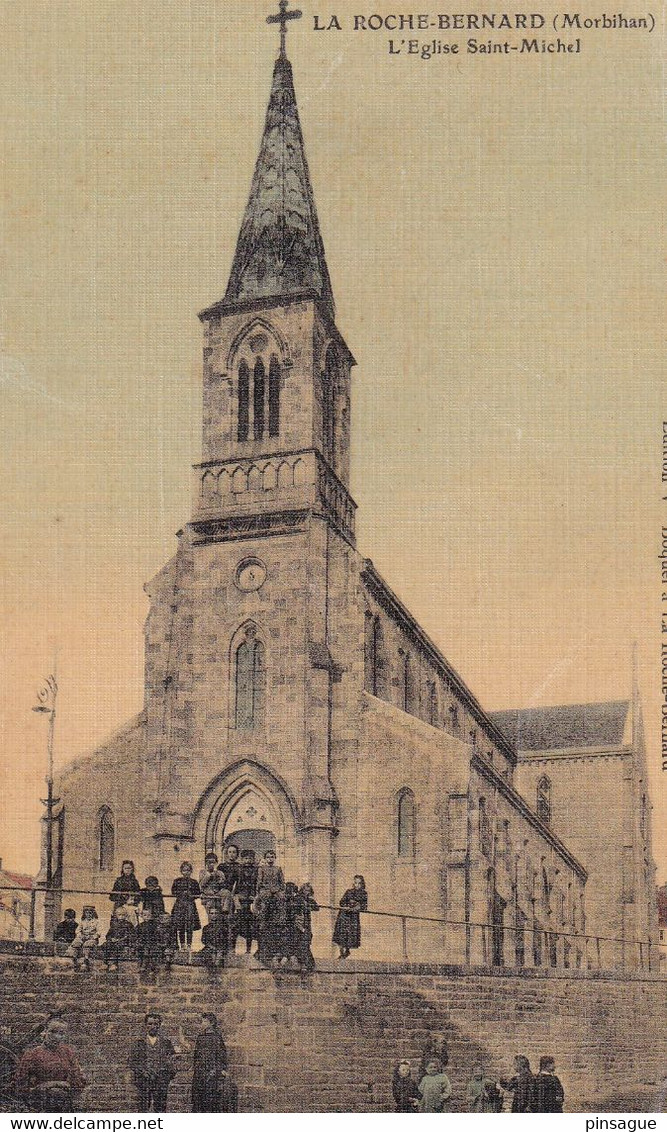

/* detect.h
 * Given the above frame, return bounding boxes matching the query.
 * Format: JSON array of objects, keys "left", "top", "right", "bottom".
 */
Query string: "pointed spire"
[{"left": 220, "top": 49, "right": 334, "bottom": 314}]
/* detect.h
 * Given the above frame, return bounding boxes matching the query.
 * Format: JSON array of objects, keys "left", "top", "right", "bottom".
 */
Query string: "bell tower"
[
  {"left": 142, "top": 4, "right": 358, "bottom": 911},
  {"left": 192, "top": 8, "right": 356, "bottom": 544}
]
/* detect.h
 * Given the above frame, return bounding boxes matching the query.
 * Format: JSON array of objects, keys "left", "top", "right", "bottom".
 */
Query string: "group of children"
[
  {"left": 54, "top": 848, "right": 321, "bottom": 973},
  {"left": 392, "top": 1054, "right": 565, "bottom": 1113}
]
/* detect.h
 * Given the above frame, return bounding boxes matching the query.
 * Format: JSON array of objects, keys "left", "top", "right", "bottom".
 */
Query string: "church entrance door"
[
  {"left": 223, "top": 828, "right": 275, "bottom": 859},
  {"left": 217, "top": 785, "right": 280, "bottom": 863}
]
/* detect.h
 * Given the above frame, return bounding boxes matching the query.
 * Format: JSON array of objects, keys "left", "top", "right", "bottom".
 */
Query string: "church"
[{"left": 50, "top": 8, "right": 658, "bottom": 968}]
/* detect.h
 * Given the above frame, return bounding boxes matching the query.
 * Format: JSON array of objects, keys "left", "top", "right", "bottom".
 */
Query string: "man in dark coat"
[
  {"left": 191, "top": 1014, "right": 227, "bottom": 1113},
  {"left": 130, "top": 1013, "right": 176, "bottom": 1112},
  {"left": 531, "top": 1056, "right": 565, "bottom": 1112}
]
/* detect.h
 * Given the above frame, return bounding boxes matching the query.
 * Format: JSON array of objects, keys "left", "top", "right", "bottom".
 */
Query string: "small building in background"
[{"left": 0, "top": 859, "right": 33, "bottom": 941}]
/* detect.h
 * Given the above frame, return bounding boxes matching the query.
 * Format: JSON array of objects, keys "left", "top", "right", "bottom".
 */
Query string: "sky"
[{"left": 0, "top": 1, "right": 664, "bottom": 883}]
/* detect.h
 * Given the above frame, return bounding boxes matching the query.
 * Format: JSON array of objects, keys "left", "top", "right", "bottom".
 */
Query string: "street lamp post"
[{"left": 33, "top": 673, "right": 60, "bottom": 941}]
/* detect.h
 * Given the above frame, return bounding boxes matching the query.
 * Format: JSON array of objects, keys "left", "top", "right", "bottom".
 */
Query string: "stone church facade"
[{"left": 51, "top": 38, "right": 658, "bottom": 967}]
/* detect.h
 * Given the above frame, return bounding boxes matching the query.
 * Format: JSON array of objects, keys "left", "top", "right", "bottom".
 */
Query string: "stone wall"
[{"left": 1, "top": 956, "right": 665, "bottom": 1113}]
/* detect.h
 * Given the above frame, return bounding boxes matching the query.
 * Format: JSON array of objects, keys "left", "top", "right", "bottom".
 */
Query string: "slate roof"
[
  {"left": 215, "top": 54, "right": 334, "bottom": 315},
  {"left": 489, "top": 701, "right": 631, "bottom": 752}
]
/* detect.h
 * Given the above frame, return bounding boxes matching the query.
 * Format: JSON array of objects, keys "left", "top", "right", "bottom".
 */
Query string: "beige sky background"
[{"left": 0, "top": 1, "right": 664, "bottom": 882}]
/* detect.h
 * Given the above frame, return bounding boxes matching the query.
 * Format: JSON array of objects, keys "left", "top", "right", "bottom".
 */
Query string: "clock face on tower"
[{"left": 235, "top": 557, "right": 267, "bottom": 592}]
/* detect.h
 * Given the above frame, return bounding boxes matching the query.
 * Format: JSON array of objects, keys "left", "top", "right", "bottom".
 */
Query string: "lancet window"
[
  {"left": 479, "top": 797, "right": 492, "bottom": 858},
  {"left": 365, "top": 614, "right": 387, "bottom": 698},
  {"left": 397, "top": 789, "right": 416, "bottom": 858},
  {"left": 234, "top": 626, "right": 266, "bottom": 730},
  {"left": 236, "top": 330, "right": 281, "bottom": 441},
  {"left": 400, "top": 650, "right": 416, "bottom": 714},
  {"left": 98, "top": 806, "right": 115, "bottom": 871},
  {"left": 537, "top": 776, "right": 552, "bottom": 824}
]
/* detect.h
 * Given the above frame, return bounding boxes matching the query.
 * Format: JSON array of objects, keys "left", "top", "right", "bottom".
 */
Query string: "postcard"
[{"left": 0, "top": 0, "right": 664, "bottom": 1116}]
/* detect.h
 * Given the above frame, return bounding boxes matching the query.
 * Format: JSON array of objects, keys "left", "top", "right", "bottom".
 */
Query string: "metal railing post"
[{"left": 28, "top": 889, "right": 36, "bottom": 941}]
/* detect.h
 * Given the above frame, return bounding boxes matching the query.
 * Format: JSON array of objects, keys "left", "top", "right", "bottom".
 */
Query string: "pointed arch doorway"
[
  {"left": 199, "top": 760, "right": 301, "bottom": 880},
  {"left": 214, "top": 785, "right": 280, "bottom": 861}
]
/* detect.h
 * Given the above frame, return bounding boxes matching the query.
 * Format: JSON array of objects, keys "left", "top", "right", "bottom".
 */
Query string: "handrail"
[{"left": 0, "top": 884, "right": 655, "bottom": 953}]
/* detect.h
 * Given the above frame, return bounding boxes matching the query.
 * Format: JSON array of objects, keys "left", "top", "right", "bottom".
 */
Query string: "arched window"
[
  {"left": 479, "top": 797, "right": 492, "bottom": 858},
  {"left": 541, "top": 864, "right": 552, "bottom": 909},
  {"left": 235, "top": 626, "right": 266, "bottom": 731},
  {"left": 537, "top": 776, "right": 552, "bottom": 824},
  {"left": 400, "top": 651, "right": 416, "bottom": 715},
  {"left": 268, "top": 357, "right": 281, "bottom": 437},
  {"left": 365, "top": 614, "right": 387, "bottom": 698},
  {"left": 397, "top": 789, "right": 416, "bottom": 858},
  {"left": 237, "top": 361, "right": 250, "bottom": 441},
  {"left": 253, "top": 358, "right": 266, "bottom": 440},
  {"left": 98, "top": 807, "right": 115, "bottom": 871},
  {"left": 428, "top": 681, "right": 438, "bottom": 726}
]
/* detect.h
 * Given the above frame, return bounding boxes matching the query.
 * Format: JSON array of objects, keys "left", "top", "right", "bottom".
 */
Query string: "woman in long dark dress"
[
  {"left": 109, "top": 859, "right": 142, "bottom": 909},
  {"left": 332, "top": 874, "right": 367, "bottom": 959},
  {"left": 171, "top": 861, "right": 201, "bottom": 950}
]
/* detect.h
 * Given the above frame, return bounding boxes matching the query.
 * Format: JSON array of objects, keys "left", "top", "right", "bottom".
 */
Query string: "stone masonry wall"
[{"left": 1, "top": 956, "right": 665, "bottom": 1113}]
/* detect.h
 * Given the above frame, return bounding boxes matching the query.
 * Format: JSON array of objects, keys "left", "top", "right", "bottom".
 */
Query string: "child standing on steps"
[
  {"left": 109, "top": 859, "right": 141, "bottom": 909},
  {"left": 392, "top": 1060, "right": 420, "bottom": 1112},
  {"left": 467, "top": 1065, "right": 503, "bottom": 1112},
  {"left": 254, "top": 849, "right": 285, "bottom": 963},
  {"left": 171, "top": 860, "right": 201, "bottom": 951},
  {"left": 201, "top": 906, "right": 229, "bottom": 968},
  {"left": 199, "top": 853, "right": 226, "bottom": 916},
  {"left": 67, "top": 906, "right": 99, "bottom": 971},
  {"left": 104, "top": 908, "right": 135, "bottom": 971},
  {"left": 418, "top": 1058, "right": 452, "bottom": 1113},
  {"left": 140, "top": 875, "right": 166, "bottom": 918}
]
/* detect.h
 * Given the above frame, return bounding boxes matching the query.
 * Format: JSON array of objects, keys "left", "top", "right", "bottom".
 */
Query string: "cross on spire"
[{"left": 267, "top": 0, "right": 302, "bottom": 59}]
